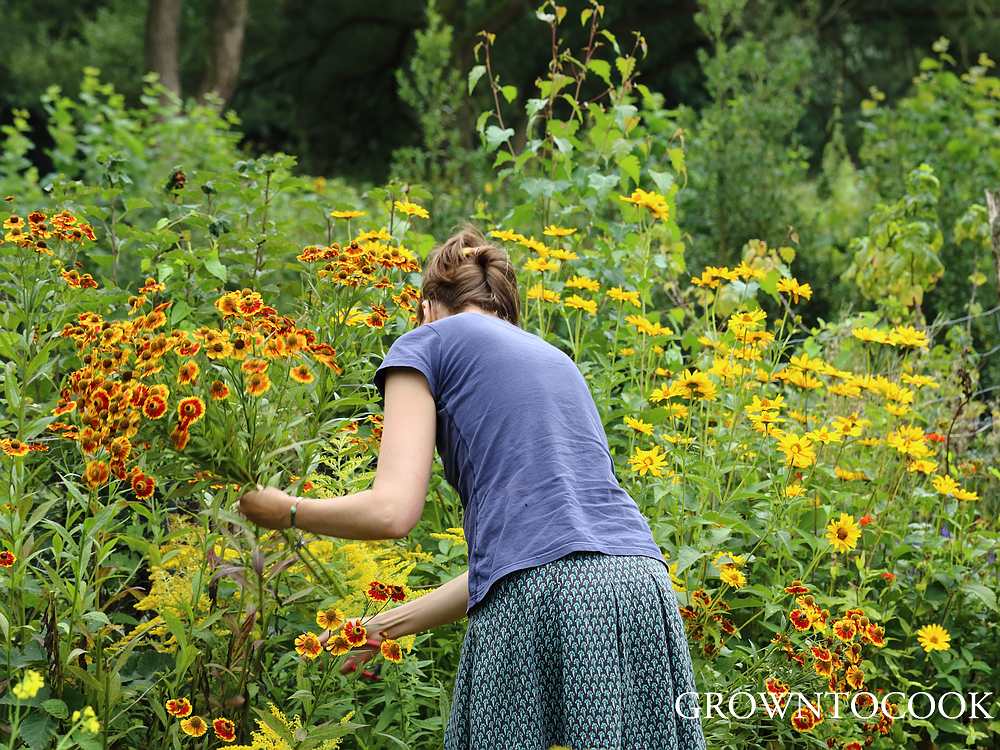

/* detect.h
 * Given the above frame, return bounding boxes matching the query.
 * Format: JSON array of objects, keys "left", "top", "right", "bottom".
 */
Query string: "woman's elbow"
[{"left": 380, "top": 492, "right": 423, "bottom": 539}]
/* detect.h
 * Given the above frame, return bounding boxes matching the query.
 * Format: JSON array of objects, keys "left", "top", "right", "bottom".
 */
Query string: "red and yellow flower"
[
  {"left": 343, "top": 620, "right": 367, "bottom": 647},
  {"left": 212, "top": 717, "right": 236, "bottom": 742},
  {"left": 380, "top": 639, "right": 403, "bottom": 663},
  {"left": 180, "top": 715, "right": 208, "bottom": 737},
  {"left": 165, "top": 697, "right": 192, "bottom": 718},
  {"left": 294, "top": 632, "right": 322, "bottom": 659}
]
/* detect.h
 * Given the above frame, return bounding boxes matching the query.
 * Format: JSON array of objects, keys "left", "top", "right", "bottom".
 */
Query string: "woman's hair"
[{"left": 418, "top": 224, "right": 520, "bottom": 325}]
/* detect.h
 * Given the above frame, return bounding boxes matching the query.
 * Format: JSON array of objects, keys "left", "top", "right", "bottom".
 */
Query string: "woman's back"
[{"left": 374, "top": 310, "right": 665, "bottom": 613}]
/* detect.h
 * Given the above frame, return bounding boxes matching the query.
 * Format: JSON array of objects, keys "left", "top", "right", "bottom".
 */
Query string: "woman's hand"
[
  {"left": 319, "top": 615, "right": 387, "bottom": 679},
  {"left": 238, "top": 485, "right": 296, "bottom": 529}
]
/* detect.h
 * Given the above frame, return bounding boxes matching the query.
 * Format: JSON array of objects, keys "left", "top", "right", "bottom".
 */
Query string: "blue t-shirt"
[{"left": 373, "top": 311, "right": 665, "bottom": 613}]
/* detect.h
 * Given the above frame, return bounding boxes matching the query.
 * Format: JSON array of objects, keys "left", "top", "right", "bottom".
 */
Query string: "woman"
[{"left": 239, "top": 225, "right": 706, "bottom": 749}]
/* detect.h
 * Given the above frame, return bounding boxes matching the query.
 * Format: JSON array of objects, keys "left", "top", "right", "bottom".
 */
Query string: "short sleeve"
[{"left": 373, "top": 324, "right": 442, "bottom": 401}]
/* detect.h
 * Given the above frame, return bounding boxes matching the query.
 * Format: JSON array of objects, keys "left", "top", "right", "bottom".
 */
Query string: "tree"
[
  {"left": 143, "top": 0, "right": 248, "bottom": 105},
  {"left": 145, "top": 0, "right": 182, "bottom": 95}
]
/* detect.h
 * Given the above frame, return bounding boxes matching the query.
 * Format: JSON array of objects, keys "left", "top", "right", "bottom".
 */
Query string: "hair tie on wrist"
[{"left": 289, "top": 497, "right": 301, "bottom": 528}]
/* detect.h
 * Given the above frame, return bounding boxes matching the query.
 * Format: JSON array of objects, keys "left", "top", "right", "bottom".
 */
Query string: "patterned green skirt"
[{"left": 444, "top": 551, "right": 707, "bottom": 750}]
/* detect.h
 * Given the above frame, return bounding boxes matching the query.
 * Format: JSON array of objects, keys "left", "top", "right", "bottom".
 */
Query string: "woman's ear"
[{"left": 421, "top": 299, "right": 432, "bottom": 323}]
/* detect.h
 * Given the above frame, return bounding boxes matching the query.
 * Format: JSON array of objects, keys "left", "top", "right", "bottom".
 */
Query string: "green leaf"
[
  {"left": 760, "top": 268, "right": 780, "bottom": 301},
  {"left": 203, "top": 256, "right": 227, "bottom": 283},
  {"left": 475, "top": 110, "right": 491, "bottom": 135},
  {"left": 667, "top": 147, "right": 686, "bottom": 176},
  {"left": 649, "top": 169, "right": 674, "bottom": 194},
  {"left": 500, "top": 85, "right": 517, "bottom": 103},
  {"left": 617, "top": 153, "right": 641, "bottom": 187},
  {"left": 616, "top": 55, "right": 636, "bottom": 81},
  {"left": 468, "top": 65, "right": 486, "bottom": 95},
  {"left": 961, "top": 583, "right": 997, "bottom": 611},
  {"left": 587, "top": 59, "right": 612, "bottom": 85},
  {"left": 484, "top": 125, "right": 514, "bottom": 153},
  {"left": 674, "top": 546, "right": 705, "bottom": 574},
  {"left": 42, "top": 699, "right": 68, "bottom": 719},
  {"left": 20, "top": 712, "right": 55, "bottom": 750}
]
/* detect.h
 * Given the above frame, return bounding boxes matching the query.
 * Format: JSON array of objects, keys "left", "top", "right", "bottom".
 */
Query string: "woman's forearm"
[
  {"left": 293, "top": 489, "right": 398, "bottom": 539},
  {"left": 369, "top": 569, "right": 470, "bottom": 640}
]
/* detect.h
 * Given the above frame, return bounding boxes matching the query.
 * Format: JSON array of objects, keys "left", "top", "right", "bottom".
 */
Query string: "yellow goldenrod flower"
[
  {"left": 429, "top": 527, "right": 467, "bottom": 545},
  {"left": 12, "top": 669, "right": 44, "bottom": 700},
  {"left": 71, "top": 706, "right": 101, "bottom": 734}
]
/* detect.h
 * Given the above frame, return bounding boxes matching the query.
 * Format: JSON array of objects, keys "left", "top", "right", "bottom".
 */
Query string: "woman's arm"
[{"left": 238, "top": 369, "right": 437, "bottom": 538}]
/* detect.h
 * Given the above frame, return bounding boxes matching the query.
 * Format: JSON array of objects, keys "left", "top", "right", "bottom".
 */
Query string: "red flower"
[
  {"left": 789, "top": 609, "right": 811, "bottom": 631},
  {"left": 790, "top": 706, "right": 822, "bottom": 732},
  {"left": 170, "top": 425, "right": 190, "bottom": 451},
  {"left": 90, "top": 388, "right": 110, "bottom": 414},
  {"left": 143, "top": 395, "right": 167, "bottom": 420},
  {"left": 366, "top": 581, "right": 389, "bottom": 602},
  {"left": 212, "top": 717, "right": 236, "bottom": 742},
  {"left": 0, "top": 550, "right": 16, "bottom": 567},
  {"left": 343, "top": 620, "right": 367, "bottom": 647},
  {"left": 389, "top": 584, "right": 406, "bottom": 602},
  {"left": 165, "top": 697, "right": 192, "bottom": 718},
  {"left": 863, "top": 623, "right": 886, "bottom": 647},
  {"left": 925, "top": 432, "right": 946, "bottom": 443},
  {"left": 832, "top": 618, "right": 858, "bottom": 642},
  {"left": 177, "top": 397, "right": 205, "bottom": 427},
  {"left": 881, "top": 572, "right": 896, "bottom": 584},
  {"left": 784, "top": 580, "right": 809, "bottom": 595},
  {"left": 131, "top": 472, "right": 156, "bottom": 500},
  {"left": 810, "top": 645, "right": 832, "bottom": 662},
  {"left": 859, "top": 514, "right": 873, "bottom": 527}
]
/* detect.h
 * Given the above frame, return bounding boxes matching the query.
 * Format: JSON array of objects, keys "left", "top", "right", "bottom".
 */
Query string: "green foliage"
[
  {"left": 677, "top": 0, "right": 817, "bottom": 265},
  {"left": 842, "top": 163, "right": 945, "bottom": 319},
  {"left": 391, "top": 1, "right": 466, "bottom": 191}
]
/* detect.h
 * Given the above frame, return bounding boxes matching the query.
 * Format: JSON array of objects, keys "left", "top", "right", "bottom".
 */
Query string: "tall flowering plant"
[{"left": 52, "top": 282, "right": 343, "bottom": 496}]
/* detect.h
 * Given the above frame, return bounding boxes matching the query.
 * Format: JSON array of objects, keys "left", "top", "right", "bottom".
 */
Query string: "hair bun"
[{"left": 419, "top": 224, "right": 521, "bottom": 325}]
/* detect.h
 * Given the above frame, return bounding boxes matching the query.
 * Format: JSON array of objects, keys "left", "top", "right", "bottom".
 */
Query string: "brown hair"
[{"left": 417, "top": 224, "right": 520, "bottom": 326}]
